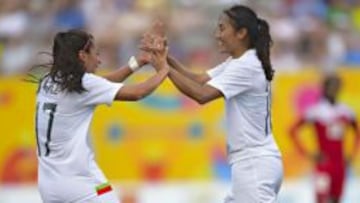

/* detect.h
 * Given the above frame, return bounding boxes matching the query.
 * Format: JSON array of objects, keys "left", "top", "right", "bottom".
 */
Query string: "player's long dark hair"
[
  {"left": 224, "top": 5, "right": 274, "bottom": 81},
  {"left": 28, "top": 29, "right": 93, "bottom": 93}
]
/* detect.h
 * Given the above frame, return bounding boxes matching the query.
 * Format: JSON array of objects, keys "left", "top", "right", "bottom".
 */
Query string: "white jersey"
[
  {"left": 35, "top": 73, "right": 122, "bottom": 202},
  {"left": 207, "top": 49, "right": 281, "bottom": 164}
]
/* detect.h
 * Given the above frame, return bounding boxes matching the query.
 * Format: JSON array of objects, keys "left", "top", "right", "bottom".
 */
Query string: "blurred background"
[{"left": 0, "top": 0, "right": 360, "bottom": 202}]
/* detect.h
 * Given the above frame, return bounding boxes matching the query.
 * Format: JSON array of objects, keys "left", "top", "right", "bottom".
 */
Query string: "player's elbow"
[
  {"left": 289, "top": 127, "right": 297, "bottom": 138},
  {"left": 197, "top": 99, "right": 207, "bottom": 105},
  {"left": 115, "top": 88, "right": 147, "bottom": 101},
  {"left": 195, "top": 94, "right": 209, "bottom": 105},
  {"left": 132, "top": 90, "right": 147, "bottom": 101},
  {"left": 129, "top": 95, "right": 143, "bottom": 101}
]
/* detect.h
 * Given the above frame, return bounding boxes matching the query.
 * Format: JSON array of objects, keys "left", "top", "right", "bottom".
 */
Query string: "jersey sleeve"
[
  {"left": 82, "top": 73, "right": 123, "bottom": 106},
  {"left": 206, "top": 58, "right": 230, "bottom": 78},
  {"left": 303, "top": 106, "right": 317, "bottom": 122},
  {"left": 340, "top": 105, "right": 356, "bottom": 122},
  {"left": 206, "top": 61, "right": 253, "bottom": 99}
]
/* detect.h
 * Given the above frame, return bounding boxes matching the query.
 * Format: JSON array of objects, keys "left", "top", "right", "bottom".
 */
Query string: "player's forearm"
[
  {"left": 350, "top": 125, "right": 360, "bottom": 162},
  {"left": 103, "top": 65, "right": 133, "bottom": 82},
  {"left": 292, "top": 135, "right": 308, "bottom": 156},
  {"left": 114, "top": 68, "right": 168, "bottom": 101},
  {"left": 135, "top": 68, "right": 169, "bottom": 99},
  {"left": 167, "top": 55, "right": 209, "bottom": 84},
  {"left": 290, "top": 123, "right": 309, "bottom": 157},
  {"left": 168, "top": 68, "right": 206, "bottom": 104}
]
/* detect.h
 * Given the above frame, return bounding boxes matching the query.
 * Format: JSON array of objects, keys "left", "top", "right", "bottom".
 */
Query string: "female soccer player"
[
  {"left": 34, "top": 29, "right": 168, "bottom": 203},
  {"left": 143, "top": 5, "right": 283, "bottom": 203}
]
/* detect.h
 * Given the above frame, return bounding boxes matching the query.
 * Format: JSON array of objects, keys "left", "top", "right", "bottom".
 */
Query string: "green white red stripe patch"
[{"left": 96, "top": 182, "right": 112, "bottom": 196}]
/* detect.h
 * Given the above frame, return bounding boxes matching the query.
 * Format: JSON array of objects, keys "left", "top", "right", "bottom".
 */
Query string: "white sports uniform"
[
  {"left": 207, "top": 49, "right": 283, "bottom": 203},
  {"left": 35, "top": 73, "right": 123, "bottom": 203}
]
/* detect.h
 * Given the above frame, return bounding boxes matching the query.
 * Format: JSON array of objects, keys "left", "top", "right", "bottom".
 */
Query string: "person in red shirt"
[{"left": 290, "top": 74, "right": 360, "bottom": 203}]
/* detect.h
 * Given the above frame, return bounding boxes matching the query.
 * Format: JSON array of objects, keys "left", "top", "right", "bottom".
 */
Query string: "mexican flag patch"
[{"left": 96, "top": 182, "right": 113, "bottom": 196}]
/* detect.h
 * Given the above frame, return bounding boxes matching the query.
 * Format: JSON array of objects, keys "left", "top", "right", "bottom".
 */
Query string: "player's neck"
[
  {"left": 231, "top": 47, "right": 249, "bottom": 59},
  {"left": 324, "top": 97, "right": 336, "bottom": 105}
]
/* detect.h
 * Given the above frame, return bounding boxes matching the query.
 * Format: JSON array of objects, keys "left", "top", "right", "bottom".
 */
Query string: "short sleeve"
[
  {"left": 206, "top": 61, "right": 253, "bottom": 99},
  {"left": 304, "top": 106, "right": 317, "bottom": 122},
  {"left": 82, "top": 73, "right": 123, "bottom": 106},
  {"left": 339, "top": 105, "right": 356, "bottom": 122},
  {"left": 206, "top": 58, "right": 231, "bottom": 78}
]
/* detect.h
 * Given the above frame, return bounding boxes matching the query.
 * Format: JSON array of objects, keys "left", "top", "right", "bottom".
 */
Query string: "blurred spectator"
[
  {"left": 1, "top": 37, "right": 34, "bottom": 75},
  {"left": 352, "top": 1, "right": 360, "bottom": 31},
  {"left": 344, "top": 30, "right": 360, "bottom": 66},
  {"left": 271, "top": 3, "right": 302, "bottom": 71},
  {"left": 52, "top": 0, "right": 86, "bottom": 30},
  {"left": 1, "top": 0, "right": 360, "bottom": 75},
  {"left": 0, "top": 0, "right": 29, "bottom": 38}
]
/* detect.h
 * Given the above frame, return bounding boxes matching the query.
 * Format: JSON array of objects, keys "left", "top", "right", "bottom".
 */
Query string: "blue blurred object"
[
  {"left": 345, "top": 50, "right": 360, "bottom": 66},
  {"left": 140, "top": 94, "right": 182, "bottom": 110},
  {"left": 188, "top": 122, "right": 203, "bottom": 139},
  {"left": 292, "top": 0, "right": 328, "bottom": 19},
  {"left": 108, "top": 123, "right": 123, "bottom": 142},
  {"left": 54, "top": 6, "right": 85, "bottom": 29}
]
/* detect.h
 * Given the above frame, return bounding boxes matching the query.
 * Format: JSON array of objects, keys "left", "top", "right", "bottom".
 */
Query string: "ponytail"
[{"left": 255, "top": 18, "right": 274, "bottom": 81}]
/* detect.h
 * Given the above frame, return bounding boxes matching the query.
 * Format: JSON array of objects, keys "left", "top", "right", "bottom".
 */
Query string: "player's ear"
[
  {"left": 236, "top": 28, "right": 247, "bottom": 40},
  {"left": 78, "top": 50, "right": 87, "bottom": 62}
]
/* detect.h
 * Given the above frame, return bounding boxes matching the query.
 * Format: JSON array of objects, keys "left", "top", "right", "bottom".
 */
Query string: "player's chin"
[
  {"left": 93, "top": 65, "right": 100, "bottom": 72},
  {"left": 87, "top": 66, "right": 97, "bottom": 73},
  {"left": 217, "top": 47, "right": 230, "bottom": 54},
  {"left": 216, "top": 44, "right": 230, "bottom": 54}
]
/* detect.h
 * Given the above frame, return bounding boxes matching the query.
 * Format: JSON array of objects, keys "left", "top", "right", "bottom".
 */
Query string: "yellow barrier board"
[{"left": 0, "top": 69, "right": 359, "bottom": 183}]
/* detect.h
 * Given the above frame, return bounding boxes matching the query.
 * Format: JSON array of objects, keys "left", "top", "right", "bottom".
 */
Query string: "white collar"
[{"left": 231, "top": 49, "right": 256, "bottom": 60}]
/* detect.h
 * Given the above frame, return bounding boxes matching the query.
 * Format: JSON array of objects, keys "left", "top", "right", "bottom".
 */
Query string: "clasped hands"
[{"left": 135, "top": 21, "right": 169, "bottom": 73}]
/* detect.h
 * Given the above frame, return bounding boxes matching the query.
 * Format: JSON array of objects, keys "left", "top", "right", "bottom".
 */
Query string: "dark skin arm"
[
  {"left": 114, "top": 47, "right": 169, "bottom": 101},
  {"left": 347, "top": 120, "right": 360, "bottom": 165},
  {"left": 167, "top": 55, "right": 210, "bottom": 85},
  {"left": 168, "top": 68, "right": 222, "bottom": 104},
  {"left": 289, "top": 118, "right": 323, "bottom": 162},
  {"left": 140, "top": 23, "right": 221, "bottom": 104},
  {"left": 114, "top": 67, "right": 168, "bottom": 101},
  {"left": 103, "top": 51, "right": 151, "bottom": 83},
  {"left": 102, "top": 65, "right": 133, "bottom": 83}
]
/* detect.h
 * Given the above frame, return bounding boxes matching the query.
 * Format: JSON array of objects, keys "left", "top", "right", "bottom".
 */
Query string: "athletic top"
[
  {"left": 35, "top": 73, "right": 122, "bottom": 183},
  {"left": 304, "top": 99, "right": 355, "bottom": 162},
  {"left": 207, "top": 49, "right": 281, "bottom": 164}
]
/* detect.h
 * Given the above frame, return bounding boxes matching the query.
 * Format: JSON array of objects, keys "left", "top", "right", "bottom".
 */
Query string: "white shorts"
[
  {"left": 38, "top": 178, "right": 120, "bottom": 203},
  {"left": 224, "top": 156, "right": 283, "bottom": 203}
]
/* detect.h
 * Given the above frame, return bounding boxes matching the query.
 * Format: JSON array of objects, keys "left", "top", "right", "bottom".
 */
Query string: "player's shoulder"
[
  {"left": 231, "top": 54, "right": 263, "bottom": 80},
  {"left": 231, "top": 49, "right": 261, "bottom": 68},
  {"left": 303, "top": 101, "right": 324, "bottom": 120},
  {"left": 336, "top": 103, "right": 355, "bottom": 115},
  {"left": 37, "top": 75, "right": 63, "bottom": 96},
  {"left": 82, "top": 73, "right": 108, "bottom": 86},
  {"left": 82, "top": 72, "right": 99, "bottom": 81},
  {"left": 304, "top": 104, "right": 317, "bottom": 114},
  {"left": 337, "top": 102, "right": 352, "bottom": 110}
]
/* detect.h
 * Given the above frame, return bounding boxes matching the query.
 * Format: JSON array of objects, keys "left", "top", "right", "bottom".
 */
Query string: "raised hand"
[
  {"left": 149, "top": 37, "right": 169, "bottom": 72},
  {"left": 140, "top": 33, "right": 167, "bottom": 52},
  {"left": 150, "top": 20, "right": 166, "bottom": 38},
  {"left": 140, "top": 20, "right": 167, "bottom": 52},
  {"left": 135, "top": 51, "right": 152, "bottom": 67}
]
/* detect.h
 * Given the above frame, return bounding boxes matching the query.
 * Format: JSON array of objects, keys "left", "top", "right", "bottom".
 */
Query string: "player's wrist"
[
  {"left": 128, "top": 56, "right": 140, "bottom": 72},
  {"left": 156, "top": 63, "right": 169, "bottom": 73}
]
